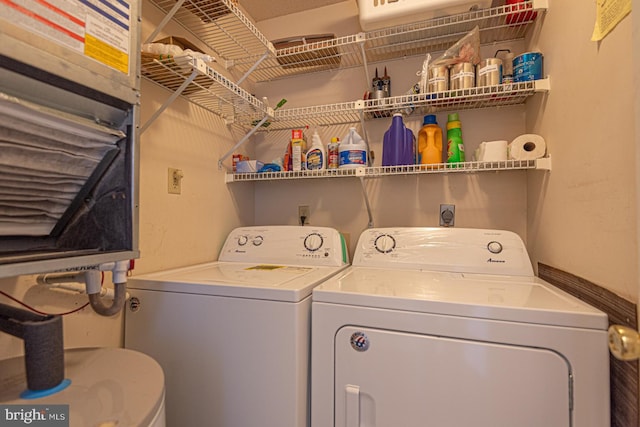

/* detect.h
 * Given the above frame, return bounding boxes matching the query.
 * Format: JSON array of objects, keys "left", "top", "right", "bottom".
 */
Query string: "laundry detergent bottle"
[
  {"left": 306, "top": 130, "right": 326, "bottom": 170},
  {"left": 339, "top": 127, "right": 368, "bottom": 168},
  {"left": 382, "top": 113, "right": 415, "bottom": 166},
  {"left": 446, "top": 112, "right": 465, "bottom": 164},
  {"left": 418, "top": 114, "right": 443, "bottom": 165}
]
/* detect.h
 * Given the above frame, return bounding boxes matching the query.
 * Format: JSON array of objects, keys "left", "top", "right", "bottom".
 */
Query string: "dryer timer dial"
[
  {"left": 304, "top": 233, "right": 324, "bottom": 251},
  {"left": 374, "top": 234, "right": 396, "bottom": 254}
]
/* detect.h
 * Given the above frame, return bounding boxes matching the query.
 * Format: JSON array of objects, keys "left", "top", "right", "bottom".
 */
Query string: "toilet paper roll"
[
  {"left": 478, "top": 140, "right": 508, "bottom": 162},
  {"left": 508, "top": 134, "right": 546, "bottom": 160}
]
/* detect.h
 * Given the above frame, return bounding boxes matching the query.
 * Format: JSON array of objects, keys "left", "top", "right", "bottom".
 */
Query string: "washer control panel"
[
  {"left": 354, "top": 227, "right": 533, "bottom": 276},
  {"left": 219, "top": 226, "right": 346, "bottom": 266}
]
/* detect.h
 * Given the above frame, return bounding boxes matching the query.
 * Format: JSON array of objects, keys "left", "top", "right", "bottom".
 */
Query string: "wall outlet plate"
[
  {"left": 440, "top": 204, "right": 455, "bottom": 227},
  {"left": 168, "top": 168, "right": 183, "bottom": 194},
  {"left": 298, "top": 205, "right": 310, "bottom": 225}
]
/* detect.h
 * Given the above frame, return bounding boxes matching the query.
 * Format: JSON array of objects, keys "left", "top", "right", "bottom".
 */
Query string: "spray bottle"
[{"left": 306, "top": 129, "right": 326, "bottom": 170}]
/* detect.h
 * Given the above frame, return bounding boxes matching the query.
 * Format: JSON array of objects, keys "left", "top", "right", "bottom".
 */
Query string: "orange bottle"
[{"left": 417, "top": 115, "right": 443, "bottom": 165}]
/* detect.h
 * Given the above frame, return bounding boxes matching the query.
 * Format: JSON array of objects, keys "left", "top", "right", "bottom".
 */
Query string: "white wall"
[{"left": 526, "top": 2, "right": 636, "bottom": 301}]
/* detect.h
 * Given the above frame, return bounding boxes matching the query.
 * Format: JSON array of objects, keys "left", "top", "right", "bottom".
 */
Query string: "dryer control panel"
[
  {"left": 353, "top": 227, "right": 534, "bottom": 276},
  {"left": 219, "top": 226, "right": 348, "bottom": 267}
]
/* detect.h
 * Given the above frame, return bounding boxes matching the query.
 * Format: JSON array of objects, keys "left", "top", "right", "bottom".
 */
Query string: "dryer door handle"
[
  {"left": 345, "top": 384, "right": 360, "bottom": 427},
  {"left": 609, "top": 324, "right": 640, "bottom": 361}
]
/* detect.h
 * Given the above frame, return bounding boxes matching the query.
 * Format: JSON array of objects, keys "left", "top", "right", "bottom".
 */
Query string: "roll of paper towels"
[
  {"left": 477, "top": 140, "right": 508, "bottom": 162},
  {"left": 508, "top": 134, "right": 546, "bottom": 160}
]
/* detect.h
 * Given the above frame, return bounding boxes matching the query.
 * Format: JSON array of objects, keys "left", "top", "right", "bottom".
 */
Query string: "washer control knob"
[
  {"left": 252, "top": 236, "right": 264, "bottom": 246},
  {"left": 304, "top": 233, "right": 324, "bottom": 252},
  {"left": 237, "top": 235, "right": 248, "bottom": 246},
  {"left": 374, "top": 234, "right": 396, "bottom": 254},
  {"left": 487, "top": 241, "right": 503, "bottom": 254}
]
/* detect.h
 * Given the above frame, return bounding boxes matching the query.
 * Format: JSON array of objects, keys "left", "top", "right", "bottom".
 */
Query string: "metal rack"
[
  {"left": 262, "top": 79, "right": 549, "bottom": 131},
  {"left": 225, "top": 158, "right": 552, "bottom": 183},
  {"left": 145, "top": 0, "right": 547, "bottom": 84},
  {"left": 142, "top": 0, "right": 547, "bottom": 131},
  {"left": 142, "top": 0, "right": 550, "bottom": 178},
  {"left": 245, "top": 1, "right": 547, "bottom": 82}
]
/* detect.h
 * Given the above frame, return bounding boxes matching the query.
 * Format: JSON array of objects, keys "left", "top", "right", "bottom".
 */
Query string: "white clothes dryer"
[
  {"left": 125, "top": 226, "right": 348, "bottom": 427},
  {"left": 311, "top": 227, "right": 610, "bottom": 427}
]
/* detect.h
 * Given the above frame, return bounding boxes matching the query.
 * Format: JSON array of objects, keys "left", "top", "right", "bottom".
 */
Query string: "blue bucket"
[{"left": 513, "top": 52, "right": 543, "bottom": 82}]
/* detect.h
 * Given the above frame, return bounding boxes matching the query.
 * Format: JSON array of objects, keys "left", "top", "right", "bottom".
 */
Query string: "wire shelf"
[
  {"left": 148, "top": 0, "right": 545, "bottom": 83},
  {"left": 141, "top": 56, "right": 266, "bottom": 126},
  {"left": 147, "top": 0, "right": 273, "bottom": 64},
  {"left": 239, "top": 1, "right": 545, "bottom": 82},
  {"left": 256, "top": 79, "right": 548, "bottom": 130},
  {"left": 226, "top": 158, "right": 550, "bottom": 182},
  {"left": 144, "top": 0, "right": 548, "bottom": 131}
]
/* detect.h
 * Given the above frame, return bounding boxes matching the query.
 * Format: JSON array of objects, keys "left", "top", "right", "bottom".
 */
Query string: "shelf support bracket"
[
  {"left": 145, "top": 0, "right": 186, "bottom": 44},
  {"left": 359, "top": 176, "right": 374, "bottom": 228},
  {"left": 140, "top": 65, "right": 200, "bottom": 134},
  {"left": 218, "top": 112, "right": 272, "bottom": 169},
  {"left": 356, "top": 33, "right": 370, "bottom": 91},
  {"left": 236, "top": 50, "right": 270, "bottom": 86},
  {"left": 356, "top": 103, "right": 373, "bottom": 167}
]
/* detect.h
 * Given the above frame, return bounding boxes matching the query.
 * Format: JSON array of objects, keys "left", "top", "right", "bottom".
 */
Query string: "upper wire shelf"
[
  {"left": 236, "top": 0, "right": 547, "bottom": 82},
  {"left": 146, "top": 0, "right": 274, "bottom": 65},
  {"left": 146, "top": 0, "right": 546, "bottom": 83}
]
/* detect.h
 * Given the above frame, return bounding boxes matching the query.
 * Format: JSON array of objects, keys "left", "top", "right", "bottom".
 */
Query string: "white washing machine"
[
  {"left": 311, "top": 227, "right": 610, "bottom": 427},
  {"left": 125, "top": 226, "right": 349, "bottom": 427},
  {"left": 0, "top": 347, "right": 166, "bottom": 427}
]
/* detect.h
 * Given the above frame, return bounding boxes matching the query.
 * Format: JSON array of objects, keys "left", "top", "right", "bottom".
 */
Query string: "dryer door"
[{"left": 335, "top": 326, "right": 571, "bottom": 427}]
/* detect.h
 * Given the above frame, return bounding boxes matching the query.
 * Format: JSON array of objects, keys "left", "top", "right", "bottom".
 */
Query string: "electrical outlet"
[
  {"left": 298, "top": 205, "right": 310, "bottom": 225},
  {"left": 168, "top": 168, "right": 183, "bottom": 194},
  {"left": 440, "top": 204, "right": 455, "bottom": 227}
]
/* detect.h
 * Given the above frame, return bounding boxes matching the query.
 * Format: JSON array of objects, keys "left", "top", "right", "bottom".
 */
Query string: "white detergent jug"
[{"left": 339, "top": 127, "right": 368, "bottom": 169}]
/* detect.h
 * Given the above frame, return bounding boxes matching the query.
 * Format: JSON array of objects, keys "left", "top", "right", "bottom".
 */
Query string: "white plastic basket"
[{"left": 356, "top": 0, "right": 493, "bottom": 30}]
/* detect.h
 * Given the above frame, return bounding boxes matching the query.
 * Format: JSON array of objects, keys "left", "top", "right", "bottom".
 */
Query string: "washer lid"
[
  {"left": 128, "top": 261, "right": 348, "bottom": 302},
  {"left": 0, "top": 348, "right": 164, "bottom": 427},
  {"left": 312, "top": 267, "right": 608, "bottom": 330}
]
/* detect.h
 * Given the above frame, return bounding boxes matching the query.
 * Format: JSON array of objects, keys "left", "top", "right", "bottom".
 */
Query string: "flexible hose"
[{"left": 88, "top": 282, "right": 126, "bottom": 317}]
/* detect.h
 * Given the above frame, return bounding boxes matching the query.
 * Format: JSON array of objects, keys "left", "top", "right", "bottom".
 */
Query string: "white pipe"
[
  {"left": 40, "top": 282, "right": 130, "bottom": 300},
  {"left": 36, "top": 260, "right": 131, "bottom": 317}
]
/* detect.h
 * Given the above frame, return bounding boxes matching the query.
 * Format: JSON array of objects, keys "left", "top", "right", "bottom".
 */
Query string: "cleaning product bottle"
[
  {"left": 446, "top": 113, "right": 465, "bottom": 164},
  {"left": 290, "top": 129, "right": 305, "bottom": 171},
  {"left": 339, "top": 127, "right": 367, "bottom": 169},
  {"left": 327, "top": 137, "right": 340, "bottom": 169},
  {"left": 382, "top": 113, "right": 415, "bottom": 166},
  {"left": 417, "top": 115, "right": 442, "bottom": 165},
  {"left": 306, "top": 130, "right": 326, "bottom": 170}
]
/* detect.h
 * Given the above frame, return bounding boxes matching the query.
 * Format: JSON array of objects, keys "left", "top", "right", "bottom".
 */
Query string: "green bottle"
[{"left": 446, "top": 113, "right": 465, "bottom": 164}]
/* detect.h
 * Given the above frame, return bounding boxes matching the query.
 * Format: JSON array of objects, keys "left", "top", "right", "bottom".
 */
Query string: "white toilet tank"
[{"left": 0, "top": 347, "right": 165, "bottom": 427}]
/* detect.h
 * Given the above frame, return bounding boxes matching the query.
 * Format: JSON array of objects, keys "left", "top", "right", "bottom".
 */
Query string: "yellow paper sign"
[{"left": 591, "top": 0, "right": 632, "bottom": 41}]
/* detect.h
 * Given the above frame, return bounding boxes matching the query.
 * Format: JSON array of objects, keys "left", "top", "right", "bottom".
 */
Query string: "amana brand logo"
[
  {"left": 1, "top": 405, "right": 69, "bottom": 426},
  {"left": 487, "top": 258, "right": 506, "bottom": 263}
]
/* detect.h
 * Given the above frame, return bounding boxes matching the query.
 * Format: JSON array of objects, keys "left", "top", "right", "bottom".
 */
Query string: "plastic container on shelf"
[
  {"left": 382, "top": 113, "right": 415, "bottom": 166},
  {"left": 306, "top": 130, "right": 326, "bottom": 170},
  {"left": 446, "top": 113, "right": 465, "bottom": 164},
  {"left": 417, "top": 115, "right": 443, "bottom": 165},
  {"left": 327, "top": 137, "right": 340, "bottom": 169},
  {"left": 339, "top": 128, "right": 368, "bottom": 169}
]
